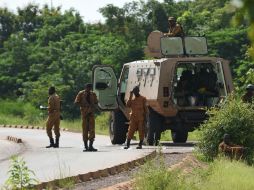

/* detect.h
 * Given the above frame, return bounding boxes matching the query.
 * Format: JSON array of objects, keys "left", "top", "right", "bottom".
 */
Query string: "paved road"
[{"left": 0, "top": 128, "right": 194, "bottom": 186}]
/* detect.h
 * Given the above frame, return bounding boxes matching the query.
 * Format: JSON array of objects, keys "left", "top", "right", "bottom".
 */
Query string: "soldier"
[
  {"left": 219, "top": 134, "right": 244, "bottom": 159},
  {"left": 124, "top": 86, "right": 148, "bottom": 149},
  {"left": 164, "top": 17, "right": 184, "bottom": 37},
  {"left": 242, "top": 84, "right": 254, "bottom": 103},
  {"left": 75, "top": 83, "right": 98, "bottom": 152},
  {"left": 46, "top": 86, "right": 61, "bottom": 148}
]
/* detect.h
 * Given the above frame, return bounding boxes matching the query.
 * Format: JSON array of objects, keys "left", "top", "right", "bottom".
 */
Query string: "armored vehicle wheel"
[
  {"left": 171, "top": 130, "right": 188, "bottom": 143},
  {"left": 145, "top": 108, "right": 163, "bottom": 146},
  {"left": 109, "top": 110, "right": 128, "bottom": 144}
]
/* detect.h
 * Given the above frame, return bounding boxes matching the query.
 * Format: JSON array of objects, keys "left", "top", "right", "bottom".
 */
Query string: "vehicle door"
[{"left": 92, "top": 65, "right": 118, "bottom": 110}]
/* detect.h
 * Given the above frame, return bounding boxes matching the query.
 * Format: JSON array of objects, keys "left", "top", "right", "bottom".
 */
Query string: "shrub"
[
  {"left": 5, "top": 156, "right": 38, "bottom": 190},
  {"left": 196, "top": 96, "right": 254, "bottom": 164}
]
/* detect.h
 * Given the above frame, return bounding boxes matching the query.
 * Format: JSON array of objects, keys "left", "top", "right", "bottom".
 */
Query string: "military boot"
[
  {"left": 88, "top": 140, "right": 97, "bottom": 152},
  {"left": 46, "top": 137, "right": 54, "bottom": 148},
  {"left": 124, "top": 139, "right": 131, "bottom": 149},
  {"left": 83, "top": 141, "right": 89, "bottom": 152},
  {"left": 54, "top": 137, "right": 59, "bottom": 148},
  {"left": 136, "top": 140, "right": 143, "bottom": 149}
]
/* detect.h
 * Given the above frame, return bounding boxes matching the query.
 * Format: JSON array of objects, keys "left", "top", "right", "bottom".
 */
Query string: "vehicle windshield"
[{"left": 172, "top": 61, "right": 227, "bottom": 107}]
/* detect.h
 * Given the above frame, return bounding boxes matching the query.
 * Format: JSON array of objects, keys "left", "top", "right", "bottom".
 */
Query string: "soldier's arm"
[
  {"left": 74, "top": 92, "right": 81, "bottom": 106},
  {"left": 171, "top": 25, "right": 182, "bottom": 36},
  {"left": 126, "top": 92, "right": 133, "bottom": 107},
  {"left": 93, "top": 93, "right": 98, "bottom": 104},
  {"left": 144, "top": 97, "right": 149, "bottom": 115}
]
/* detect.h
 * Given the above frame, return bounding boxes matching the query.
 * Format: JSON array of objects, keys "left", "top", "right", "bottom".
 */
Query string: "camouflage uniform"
[
  {"left": 46, "top": 93, "right": 61, "bottom": 140},
  {"left": 242, "top": 92, "right": 253, "bottom": 103},
  {"left": 75, "top": 90, "right": 98, "bottom": 142},
  {"left": 126, "top": 95, "right": 148, "bottom": 141},
  {"left": 219, "top": 142, "right": 244, "bottom": 159}
]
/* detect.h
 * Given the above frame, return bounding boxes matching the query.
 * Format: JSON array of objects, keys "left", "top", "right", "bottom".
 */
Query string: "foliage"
[
  {"left": 0, "top": 0, "right": 252, "bottom": 119},
  {"left": 5, "top": 156, "right": 37, "bottom": 190},
  {"left": 196, "top": 96, "right": 254, "bottom": 164},
  {"left": 134, "top": 156, "right": 254, "bottom": 190},
  {"left": 194, "top": 158, "right": 254, "bottom": 190},
  {"left": 0, "top": 99, "right": 42, "bottom": 124}
]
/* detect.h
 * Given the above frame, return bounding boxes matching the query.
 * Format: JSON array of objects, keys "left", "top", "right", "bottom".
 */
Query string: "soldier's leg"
[
  {"left": 125, "top": 119, "right": 138, "bottom": 149},
  {"left": 82, "top": 112, "right": 89, "bottom": 151},
  {"left": 46, "top": 116, "right": 54, "bottom": 148},
  {"left": 53, "top": 115, "right": 61, "bottom": 148},
  {"left": 88, "top": 114, "right": 97, "bottom": 151},
  {"left": 137, "top": 120, "right": 145, "bottom": 149}
]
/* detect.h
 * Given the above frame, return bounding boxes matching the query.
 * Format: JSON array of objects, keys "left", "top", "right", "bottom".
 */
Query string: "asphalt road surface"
[{"left": 0, "top": 128, "right": 194, "bottom": 187}]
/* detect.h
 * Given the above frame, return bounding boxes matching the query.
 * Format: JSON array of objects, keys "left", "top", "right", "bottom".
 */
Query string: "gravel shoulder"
[{"left": 73, "top": 153, "right": 188, "bottom": 190}]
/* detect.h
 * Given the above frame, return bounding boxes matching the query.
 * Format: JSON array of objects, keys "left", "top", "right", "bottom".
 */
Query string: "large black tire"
[
  {"left": 109, "top": 110, "right": 128, "bottom": 144},
  {"left": 145, "top": 107, "right": 163, "bottom": 146},
  {"left": 171, "top": 130, "right": 188, "bottom": 143}
]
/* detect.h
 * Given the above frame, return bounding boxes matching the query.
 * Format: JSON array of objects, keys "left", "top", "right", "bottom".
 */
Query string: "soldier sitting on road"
[
  {"left": 164, "top": 17, "right": 184, "bottom": 37},
  {"left": 124, "top": 86, "right": 148, "bottom": 149},
  {"left": 219, "top": 133, "right": 244, "bottom": 160},
  {"left": 242, "top": 84, "right": 254, "bottom": 103},
  {"left": 75, "top": 83, "right": 98, "bottom": 152}
]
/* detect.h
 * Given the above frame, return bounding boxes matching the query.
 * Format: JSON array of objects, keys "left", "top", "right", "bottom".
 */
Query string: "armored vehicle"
[{"left": 92, "top": 31, "right": 233, "bottom": 144}]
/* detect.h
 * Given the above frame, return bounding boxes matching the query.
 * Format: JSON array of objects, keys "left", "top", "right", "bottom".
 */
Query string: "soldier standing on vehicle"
[
  {"left": 242, "top": 84, "right": 254, "bottom": 103},
  {"left": 46, "top": 86, "right": 61, "bottom": 148},
  {"left": 164, "top": 17, "right": 184, "bottom": 37},
  {"left": 124, "top": 86, "right": 148, "bottom": 149},
  {"left": 75, "top": 83, "right": 98, "bottom": 152},
  {"left": 219, "top": 133, "right": 244, "bottom": 159}
]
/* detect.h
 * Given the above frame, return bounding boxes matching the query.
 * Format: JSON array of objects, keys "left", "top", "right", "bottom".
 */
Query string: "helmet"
[{"left": 246, "top": 84, "right": 254, "bottom": 91}]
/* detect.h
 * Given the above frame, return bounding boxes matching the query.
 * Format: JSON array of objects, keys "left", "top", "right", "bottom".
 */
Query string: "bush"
[
  {"left": 0, "top": 99, "right": 42, "bottom": 124},
  {"left": 196, "top": 96, "right": 254, "bottom": 164}
]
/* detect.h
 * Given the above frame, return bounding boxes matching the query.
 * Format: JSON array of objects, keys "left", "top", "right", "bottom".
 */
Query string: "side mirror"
[{"left": 95, "top": 82, "right": 108, "bottom": 90}]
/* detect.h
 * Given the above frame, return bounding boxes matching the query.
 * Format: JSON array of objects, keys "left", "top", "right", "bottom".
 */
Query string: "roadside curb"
[
  {"left": 34, "top": 150, "right": 157, "bottom": 190},
  {"left": 0, "top": 124, "right": 69, "bottom": 131},
  {"left": 6, "top": 136, "right": 23, "bottom": 143}
]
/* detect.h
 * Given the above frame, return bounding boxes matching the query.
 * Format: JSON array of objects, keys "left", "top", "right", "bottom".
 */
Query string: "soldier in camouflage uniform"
[
  {"left": 242, "top": 84, "right": 254, "bottom": 103},
  {"left": 75, "top": 83, "right": 98, "bottom": 152},
  {"left": 124, "top": 86, "right": 148, "bottom": 149},
  {"left": 46, "top": 86, "right": 61, "bottom": 148},
  {"left": 165, "top": 17, "right": 184, "bottom": 37},
  {"left": 219, "top": 134, "right": 244, "bottom": 160}
]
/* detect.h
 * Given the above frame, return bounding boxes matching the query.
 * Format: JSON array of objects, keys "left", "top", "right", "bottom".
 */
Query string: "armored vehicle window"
[
  {"left": 119, "top": 66, "right": 129, "bottom": 105},
  {"left": 184, "top": 37, "right": 208, "bottom": 55},
  {"left": 172, "top": 62, "right": 227, "bottom": 107},
  {"left": 160, "top": 37, "right": 184, "bottom": 56}
]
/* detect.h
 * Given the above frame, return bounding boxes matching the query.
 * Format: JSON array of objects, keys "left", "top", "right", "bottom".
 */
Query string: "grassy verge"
[
  {"left": 0, "top": 112, "right": 110, "bottom": 135},
  {"left": 134, "top": 156, "right": 254, "bottom": 190}
]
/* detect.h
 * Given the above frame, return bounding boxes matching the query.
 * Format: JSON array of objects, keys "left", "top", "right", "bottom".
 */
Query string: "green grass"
[
  {"left": 0, "top": 112, "right": 110, "bottom": 135},
  {"left": 195, "top": 158, "right": 254, "bottom": 190},
  {"left": 134, "top": 156, "right": 254, "bottom": 190},
  {"left": 160, "top": 130, "right": 199, "bottom": 141}
]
